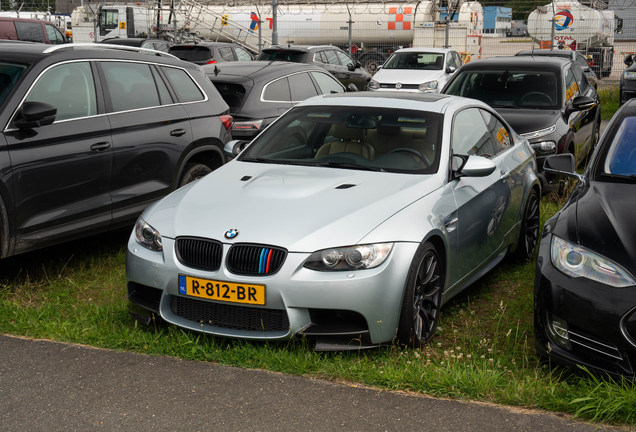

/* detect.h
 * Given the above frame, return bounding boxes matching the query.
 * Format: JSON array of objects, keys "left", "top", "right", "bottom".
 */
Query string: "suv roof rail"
[{"left": 43, "top": 43, "right": 178, "bottom": 60}]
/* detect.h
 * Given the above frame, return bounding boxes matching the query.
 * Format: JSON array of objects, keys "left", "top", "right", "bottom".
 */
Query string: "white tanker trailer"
[
  {"left": 527, "top": 1, "right": 621, "bottom": 77},
  {"left": 70, "top": 1, "right": 484, "bottom": 71}
]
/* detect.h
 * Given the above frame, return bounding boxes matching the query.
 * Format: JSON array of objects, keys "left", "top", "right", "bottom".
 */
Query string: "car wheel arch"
[{"left": 174, "top": 141, "right": 225, "bottom": 188}]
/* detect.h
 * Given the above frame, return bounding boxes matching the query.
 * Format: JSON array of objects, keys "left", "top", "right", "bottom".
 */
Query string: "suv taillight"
[
  {"left": 220, "top": 115, "right": 233, "bottom": 133},
  {"left": 207, "top": 60, "right": 218, "bottom": 64}
]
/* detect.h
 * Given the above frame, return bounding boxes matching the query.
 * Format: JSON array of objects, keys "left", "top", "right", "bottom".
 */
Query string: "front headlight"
[
  {"left": 521, "top": 125, "right": 557, "bottom": 140},
  {"left": 418, "top": 80, "right": 438, "bottom": 91},
  {"left": 135, "top": 217, "right": 163, "bottom": 252},
  {"left": 624, "top": 71, "right": 636, "bottom": 79},
  {"left": 367, "top": 79, "right": 380, "bottom": 90},
  {"left": 304, "top": 243, "right": 393, "bottom": 271},
  {"left": 551, "top": 236, "right": 635, "bottom": 287}
]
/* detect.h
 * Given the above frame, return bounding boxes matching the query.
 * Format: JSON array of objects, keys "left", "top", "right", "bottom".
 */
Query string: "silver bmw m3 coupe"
[{"left": 126, "top": 92, "right": 541, "bottom": 350}]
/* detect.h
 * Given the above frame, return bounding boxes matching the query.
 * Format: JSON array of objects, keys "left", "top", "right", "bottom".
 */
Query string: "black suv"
[
  {"left": 442, "top": 56, "right": 600, "bottom": 191},
  {"left": 256, "top": 45, "right": 371, "bottom": 91},
  {"left": 0, "top": 42, "right": 232, "bottom": 257}
]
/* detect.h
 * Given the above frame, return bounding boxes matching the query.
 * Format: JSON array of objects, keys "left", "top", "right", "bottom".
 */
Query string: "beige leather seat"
[
  {"left": 366, "top": 124, "right": 413, "bottom": 158},
  {"left": 315, "top": 121, "right": 375, "bottom": 159}
]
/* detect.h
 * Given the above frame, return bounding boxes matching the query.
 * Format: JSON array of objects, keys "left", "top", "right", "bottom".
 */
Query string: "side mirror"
[
  {"left": 446, "top": 66, "right": 456, "bottom": 74},
  {"left": 347, "top": 83, "right": 359, "bottom": 92},
  {"left": 14, "top": 101, "right": 57, "bottom": 129},
  {"left": 223, "top": 139, "right": 250, "bottom": 158},
  {"left": 458, "top": 155, "right": 497, "bottom": 177},
  {"left": 571, "top": 95, "right": 596, "bottom": 111},
  {"left": 347, "top": 63, "right": 356, "bottom": 72},
  {"left": 544, "top": 154, "right": 585, "bottom": 182},
  {"left": 355, "top": 61, "right": 362, "bottom": 69},
  {"left": 583, "top": 66, "right": 591, "bottom": 73},
  {"left": 624, "top": 54, "right": 633, "bottom": 66}
]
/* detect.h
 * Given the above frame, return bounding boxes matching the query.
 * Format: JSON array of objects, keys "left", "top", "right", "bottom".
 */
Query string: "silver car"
[{"left": 126, "top": 92, "right": 541, "bottom": 350}]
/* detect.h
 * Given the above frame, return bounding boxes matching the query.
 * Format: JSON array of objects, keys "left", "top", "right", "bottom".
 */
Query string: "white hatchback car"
[{"left": 368, "top": 47, "right": 463, "bottom": 93}]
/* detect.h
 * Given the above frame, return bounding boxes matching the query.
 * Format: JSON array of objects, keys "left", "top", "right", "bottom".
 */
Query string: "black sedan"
[
  {"left": 620, "top": 54, "right": 636, "bottom": 105},
  {"left": 534, "top": 100, "right": 636, "bottom": 379},
  {"left": 442, "top": 56, "right": 600, "bottom": 192},
  {"left": 204, "top": 61, "right": 347, "bottom": 140}
]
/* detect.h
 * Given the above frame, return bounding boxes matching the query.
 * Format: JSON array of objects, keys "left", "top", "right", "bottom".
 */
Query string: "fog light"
[
  {"left": 547, "top": 312, "right": 571, "bottom": 350},
  {"left": 531, "top": 141, "right": 556, "bottom": 154}
]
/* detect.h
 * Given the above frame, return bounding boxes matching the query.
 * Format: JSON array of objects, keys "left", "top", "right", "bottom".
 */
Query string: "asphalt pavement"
[{"left": 0, "top": 334, "right": 625, "bottom": 432}]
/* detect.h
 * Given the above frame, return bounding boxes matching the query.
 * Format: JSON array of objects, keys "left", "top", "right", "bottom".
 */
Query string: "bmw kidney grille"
[
  {"left": 175, "top": 237, "right": 223, "bottom": 271},
  {"left": 226, "top": 244, "right": 287, "bottom": 276}
]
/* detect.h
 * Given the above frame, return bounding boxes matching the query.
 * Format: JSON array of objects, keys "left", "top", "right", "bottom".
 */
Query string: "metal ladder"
[{"left": 172, "top": 0, "right": 272, "bottom": 52}]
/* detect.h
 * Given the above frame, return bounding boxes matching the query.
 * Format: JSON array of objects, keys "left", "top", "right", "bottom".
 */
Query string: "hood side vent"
[
  {"left": 240, "top": 176, "right": 252, "bottom": 181},
  {"left": 335, "top": 183, "right": 356, "bottom": 190}
]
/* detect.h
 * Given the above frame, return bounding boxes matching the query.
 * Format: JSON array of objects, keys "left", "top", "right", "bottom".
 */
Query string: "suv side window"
[
  {"left": 288, "top": 73, "right": 319, "bottom": 101},
  {"left": 335, "top": 51, "right": 354, "bottom": 68},
  {"left": 218, "top": 47, "right": 235, "bottom": 62},
  {"left": 25, "top": 61, "right": 97, "bottom": 121},
  {"left": 263, "top": 77, "right": 291, "bottom": 101},
  {"left": 452, "top": 108, "right": 497, "bottom": 157},
  {"left": 235, "top": 47, "right": 252, "bottom": 61},
  {"left": 310, "top": 71, "right": 344, "bottom": 94},
  {"left": 452, "top": 51, "right": 463, "bottom": 69},
  {"left": 565, "top": 67, "right": 579, "bottom": 102},
  {"left": 324, "top": 50, "right": 340, "bottom": 66},
  {"left": 161, "top": 67, "right": 204, "bottom": 102},
  {"left": 15, "top": 21, "right": 45, "bottom": 43},
  {"left": 571, "top": 62, "right": 589, "bottom": 93},
  {"left": 102, "top": 62, "right": 162, "bottom": 112},
  {"left": 45, "top": 24, "right": 64, "bottom": 44}
]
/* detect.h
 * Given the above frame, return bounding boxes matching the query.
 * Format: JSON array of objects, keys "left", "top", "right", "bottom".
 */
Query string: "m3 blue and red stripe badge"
[{"left": 259, "top": 248, "right": 274, "bottom": 274}]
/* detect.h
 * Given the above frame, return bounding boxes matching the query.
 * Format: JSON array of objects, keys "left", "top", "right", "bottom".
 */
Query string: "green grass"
[
  {"left": 599, "top": 86, "right": 620, "bottom": 121},
  {"left": 0, "top": 199, "right": 635, "bottom": 427}
]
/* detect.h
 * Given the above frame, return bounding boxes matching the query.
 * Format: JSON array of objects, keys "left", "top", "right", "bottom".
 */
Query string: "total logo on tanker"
[{"left": 554, "top": 9, "right": 574, "bottom": 31}]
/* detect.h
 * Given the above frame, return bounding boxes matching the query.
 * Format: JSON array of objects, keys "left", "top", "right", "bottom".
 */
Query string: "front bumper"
[
  {"left": 534, "top": 233, "right": 636, "bottom": 379},
  {"left": 126, "top": 233, "right": 419, "bottom": 347}
]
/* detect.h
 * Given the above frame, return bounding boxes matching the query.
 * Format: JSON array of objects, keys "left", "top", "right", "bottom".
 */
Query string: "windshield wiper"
[
  {"left": 240, "top": 157, "right": 297, "bottom": 165},
  {"left": 315, "top": 161, "right": 385, "bottom": 172},
  {"left": 490, "top": 104, "right": 522, "bottom": 109}
]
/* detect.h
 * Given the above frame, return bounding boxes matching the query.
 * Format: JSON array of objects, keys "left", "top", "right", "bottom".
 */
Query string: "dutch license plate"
[{"left": 178, "top": 274, "right": 266, "bottom": 305}]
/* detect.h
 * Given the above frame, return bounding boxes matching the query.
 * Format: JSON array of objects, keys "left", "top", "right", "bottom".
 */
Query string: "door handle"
[
  {"left": 170, "top": 128, "right": 187, "bottom": 137},
  {"left": 500, "top": 169, "right": 510, "bottom": 180},
  {"left": 90, "top": 142, "right": 110, "bottom": 152}
]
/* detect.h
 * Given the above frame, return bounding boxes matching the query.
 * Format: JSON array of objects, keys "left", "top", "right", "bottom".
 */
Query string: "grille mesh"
[
  {"left": 170, "top": 295, "right": 290, "bottom": 332},
  {"left": 227, "top": 244, "right": 287, "bottom": 276},
  {"left": 175, "top": 237, "right": 222, "bottom": 271}
]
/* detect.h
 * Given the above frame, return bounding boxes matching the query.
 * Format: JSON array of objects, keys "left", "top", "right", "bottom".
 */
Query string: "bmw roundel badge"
[{"left": 224, "top": 229, "right": 239, "bottom": 239}]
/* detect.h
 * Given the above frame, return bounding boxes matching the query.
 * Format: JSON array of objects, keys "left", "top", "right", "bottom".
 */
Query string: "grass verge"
[
  {"left": 0, "top": 199, "right": 635, "bottom": 427},
  {"left": 599, "top": 85, "right": 620, "bottom": 121}
]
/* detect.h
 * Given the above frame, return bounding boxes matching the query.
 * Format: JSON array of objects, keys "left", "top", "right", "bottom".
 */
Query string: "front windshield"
[
  {"left": 0, "top": 62, "right": 27, "bottom": 107},
  {"left": 383, "top": 52, "right": 445, "bottom": 70},
  {"left": 239, "top": 105, "right": 443, "bottom": 174},
  {"left": 444, "top": 69, "right": 561, "bottom": 109},
  {"left": 601, "top": 115, "right": 636, "bottom": 178}
]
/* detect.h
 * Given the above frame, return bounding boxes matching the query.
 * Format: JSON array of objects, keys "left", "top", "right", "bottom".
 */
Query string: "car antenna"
[{"left": 214, "top": 65, "right": 220, "bottom": 76}]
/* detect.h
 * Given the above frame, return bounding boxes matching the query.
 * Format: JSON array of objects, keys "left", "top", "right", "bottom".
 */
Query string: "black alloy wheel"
[
  {"left": 510, "top": 188, "right": 540, "bottom": 261},
  {"left": 398, "top": 241, "right": 444, "bottom": 347}
]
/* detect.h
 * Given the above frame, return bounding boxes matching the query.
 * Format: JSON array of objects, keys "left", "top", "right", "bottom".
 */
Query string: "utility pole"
[{"left": 271, "top": 0, "right": 278, "bottom": 45}]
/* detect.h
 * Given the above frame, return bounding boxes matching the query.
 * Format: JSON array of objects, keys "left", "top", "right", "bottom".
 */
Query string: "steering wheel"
[
  {"left": 387, "top": 148, "right": 431, "bottom": 167},
  {"left": 520, "top": 92, "right": 553, "bottom": 105}
]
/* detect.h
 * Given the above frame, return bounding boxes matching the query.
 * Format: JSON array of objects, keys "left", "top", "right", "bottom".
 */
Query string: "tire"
[
  {"left": 397, "top": 241, "right": 445, "bottom": 347},
  {"left": 510, "top": 188, "right": 540, "bottom": 262},
  {"left": 178, "top": 163, "right": 212, "bottom": 187}
]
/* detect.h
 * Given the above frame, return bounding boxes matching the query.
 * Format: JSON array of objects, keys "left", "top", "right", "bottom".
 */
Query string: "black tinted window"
[
  {"left": 263, "top": 77, "right": 291, "bottom": 101},
  {"left": 102, "top": 62, "right": 161, "bottom": 111},
  {"left": 257, "top": 50, "right": 306, "bottom": 62},
  {"left": 15, "top": 21, "right": 45, "bottom": 43},
  {"left": 0, "top": 62, "right": 27, "bottom": 107},
  {"left": 212, "top": 82, "right": 246, "bottom": 113},
  {"left": 170, "top": 46, "right": 213, "bottom": 62},
  {"left": 289, "top": 73, "right": 319, "bottom": 101},
  {"left": 162, "top": 67, "right": 204, "bottom": 102}
]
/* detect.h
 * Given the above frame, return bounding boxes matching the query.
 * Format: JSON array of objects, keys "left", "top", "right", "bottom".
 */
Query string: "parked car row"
[{"left": 0, "top": 38, "right": 633, "bottom": 380}]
